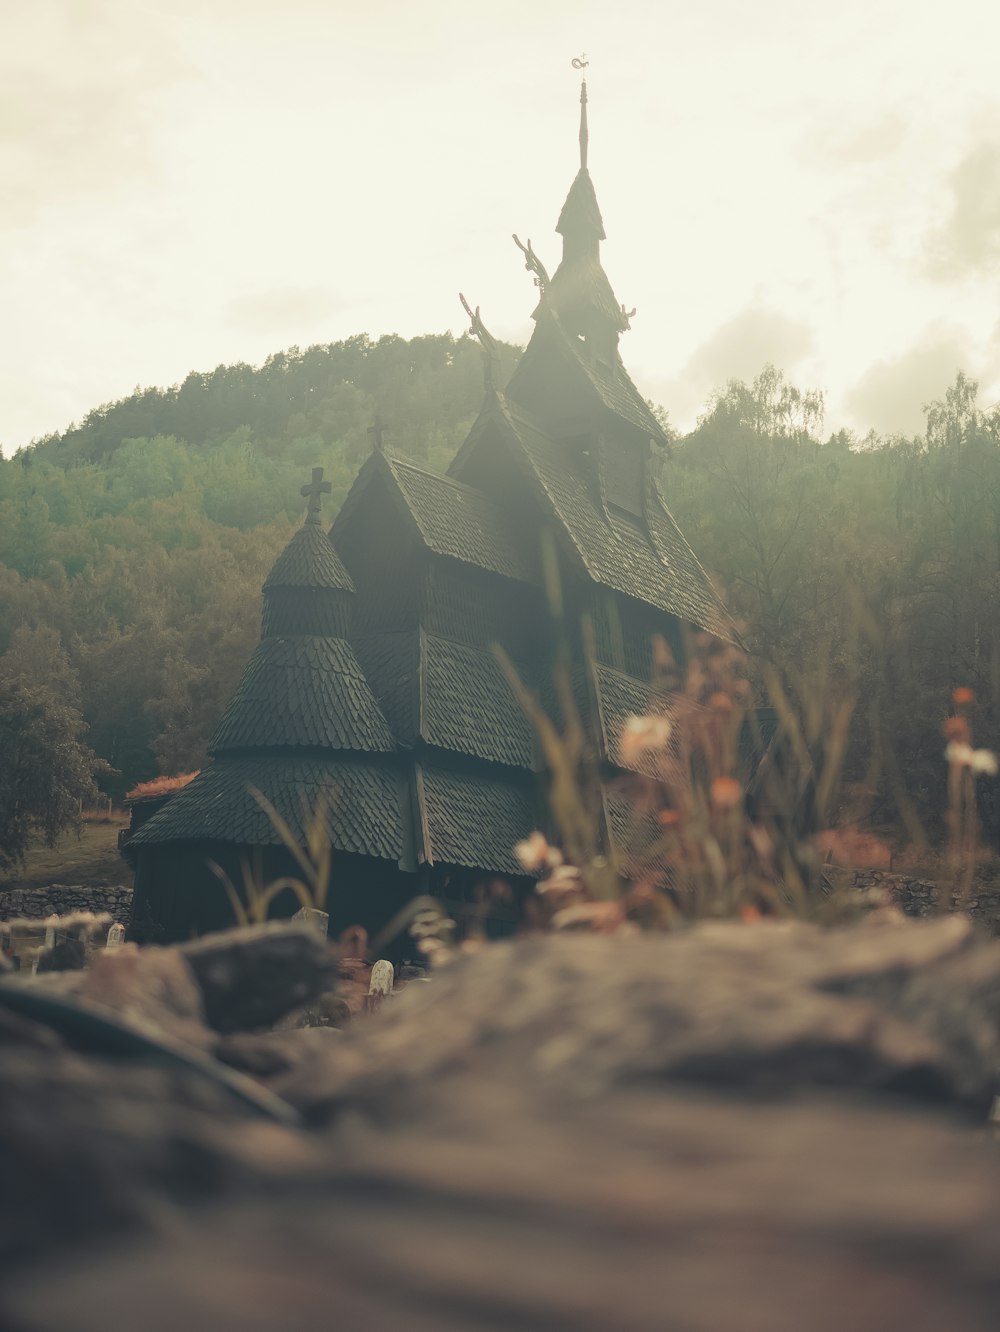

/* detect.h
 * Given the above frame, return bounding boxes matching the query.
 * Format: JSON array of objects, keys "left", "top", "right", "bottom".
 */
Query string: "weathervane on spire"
[{"left": 572, "top": 54, "right": 589, "bottom": 169}]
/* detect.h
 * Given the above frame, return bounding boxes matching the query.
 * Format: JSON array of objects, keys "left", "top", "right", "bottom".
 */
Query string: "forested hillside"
[
  {"left": 0, "top": 333, "right": 519, "bottom": 799},
  {"left": 2, "top": 330, "right": 998, "bottom": 844}
]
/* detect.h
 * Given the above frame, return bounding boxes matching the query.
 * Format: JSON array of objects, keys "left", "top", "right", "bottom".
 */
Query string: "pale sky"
[{"left": 3, "top": 0, "right": 1000, "bottom": 454}]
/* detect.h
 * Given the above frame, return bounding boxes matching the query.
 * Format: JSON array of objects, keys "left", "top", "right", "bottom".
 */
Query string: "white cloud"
[
  {"left": 844, "top": 324, "right": 972, "bottom": 437},
  {"left": 0, "top": 1, "right": 190, "bottom": 229},
  {"left": 924, "top": 139, "right": 1000, "bottom": 280}
]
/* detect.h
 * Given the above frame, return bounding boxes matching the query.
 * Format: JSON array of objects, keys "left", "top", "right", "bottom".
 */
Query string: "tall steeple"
[
  {"left": 555, "top": 69, "right": 606, "bottom": 264},
  {"left": 545, "top": 63, "right": 630, "bottom": 354}
]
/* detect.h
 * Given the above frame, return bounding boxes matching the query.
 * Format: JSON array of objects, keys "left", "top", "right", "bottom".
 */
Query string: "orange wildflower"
[
  {"left": 953, "top": 687, "right": 975, "bottom": 707},
  {"left": 710, "top": 776, "right": 742, "bottom": 810},
  {"left": 652, "top": 635, "right": 674, "bottom": 669},
  {"left": 658, "top": 808, "right": 682, "bottom": 826},
  {"left": 707, "top": 691, "right": 734, "bottom": 714}
]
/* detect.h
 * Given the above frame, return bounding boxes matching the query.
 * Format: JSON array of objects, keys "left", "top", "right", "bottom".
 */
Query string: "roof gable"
[
  {"left": 508, "top": 313, "right": 667, "bottom": 444},
  {"left": 470, "top": 394, "right": 732, "bottom": 638},
  {"left": 332, "top": 450, "right": 535, "bottom": 584}
]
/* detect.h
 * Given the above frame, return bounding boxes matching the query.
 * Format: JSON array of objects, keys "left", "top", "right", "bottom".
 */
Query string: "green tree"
[{"left": 0, "top": 676, "right": 108, "bottom": 872}]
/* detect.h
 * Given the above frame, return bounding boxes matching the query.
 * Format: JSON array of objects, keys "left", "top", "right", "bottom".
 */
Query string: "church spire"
[
  {"left": 557, "top": 57, "right": 605, "bottom": 254},
  {"left": 542, "top": 61, "right": 630, "bottom": 349},
  {"left": 578, "top": 68, "right": 589, "bottom": 169}
]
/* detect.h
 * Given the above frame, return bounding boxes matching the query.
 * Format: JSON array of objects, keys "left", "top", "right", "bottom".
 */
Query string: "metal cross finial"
[
  {"left": 301, "top": 466, "right": 331, "bottom": 523},
  {"left": 367, "top": 416, "right": 388, "bottom": 453},
  {"left": 571, "top": 55, "right": 589, "bottom": 169}
]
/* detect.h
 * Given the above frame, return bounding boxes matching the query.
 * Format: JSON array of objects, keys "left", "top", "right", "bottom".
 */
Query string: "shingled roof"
[
  {"left": 416, "top": 763, "right": 533, "bottom": 875},
  {"left": 210, "top": 635, "right": 394, "bottom": 756},
  {"left": 545, "top": 257, "right": 629, "bottom": 334},
  {"left": 265, "top": 519, "right": 355, "bottom": 592},
  {"left": 482, "top": 394, "right": 733, "bottom": 639},
  {"left": 556, "top": 167, "right": 606, "bottom": 241},
  {"left": 333, "top": 452, "right": 536, "bottom": 584},
  {"left": 126, "top": 755, "right": 405, "bottom": 862},
  {"left": 421, "top": 634, "right": 535, "bottom": 769},
  {"left": 592, "top": 663, "right": 687, "bottom": 782}
]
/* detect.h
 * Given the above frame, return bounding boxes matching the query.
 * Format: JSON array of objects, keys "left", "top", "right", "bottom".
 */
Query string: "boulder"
[{"left": 178, "top": 923, "right": 337, "bottom": 1033}]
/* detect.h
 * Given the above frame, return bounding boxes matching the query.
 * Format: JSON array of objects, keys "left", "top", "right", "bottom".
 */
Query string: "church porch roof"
[{"left": 124, "top": 754, "right": 406, "bottom": 864}]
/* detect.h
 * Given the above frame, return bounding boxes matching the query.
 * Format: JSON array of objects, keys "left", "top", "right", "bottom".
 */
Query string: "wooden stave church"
[{"left": 124, "top": 81, "right": 732, "bottom": 944}]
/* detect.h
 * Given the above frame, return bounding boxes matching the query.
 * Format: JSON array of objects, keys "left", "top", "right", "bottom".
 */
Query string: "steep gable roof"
[
  {"left": 332, "top": 451, "right": 536, "bottom": 584},
  {"left": 505, "top": 311, "right": 668, "bottom": 445},
  {"left": 461, "top": 393, "right": 733, "bottom": 639},
  {"left": 353, "top": 630, "right": 536, "bottom": 770}
]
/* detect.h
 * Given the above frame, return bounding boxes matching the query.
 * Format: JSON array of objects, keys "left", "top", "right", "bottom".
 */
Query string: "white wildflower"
[
  {"left": 515, "top": 831, "right": 561, "bottom": 873},
  {"left": 619, "top": 714, "right": 672, "bottom": 765},
  {"left": 945, "top": 741, "right": 975, "bottom": 767}
]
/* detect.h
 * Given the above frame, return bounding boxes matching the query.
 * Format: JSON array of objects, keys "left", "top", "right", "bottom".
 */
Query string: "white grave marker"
[{"left": 369, "top": 960, "right": 395, "bottom": 997}]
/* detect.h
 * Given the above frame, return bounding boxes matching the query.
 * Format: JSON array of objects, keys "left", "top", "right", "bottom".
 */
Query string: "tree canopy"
[
  {"left": 0, "top": 673, "right": 108, "bottom": 871},
  {"left": 3, "top": 331, "right": 999, "bottom": 847}
]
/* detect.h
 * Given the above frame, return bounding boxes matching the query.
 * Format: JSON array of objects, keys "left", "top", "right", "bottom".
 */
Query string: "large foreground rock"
[
  {"left": 272, "top": 915, "right": 1000, "bottom": 1119},
  {"left": 5, "top": 915, "right": 1000, "bottom": 1331},
  {"left": 10, "top": 1087, "right": 1000, "bottom": 1332}
]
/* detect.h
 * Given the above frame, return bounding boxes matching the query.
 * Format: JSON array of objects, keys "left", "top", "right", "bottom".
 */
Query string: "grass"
[{"left": 0, "top": 815, "right": 132, "bottom": 894}]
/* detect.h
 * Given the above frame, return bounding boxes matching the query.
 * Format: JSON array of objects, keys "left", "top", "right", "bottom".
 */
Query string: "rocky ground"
[{"left": 3, "top": 913, "right": 1000, "bottom": 1330}]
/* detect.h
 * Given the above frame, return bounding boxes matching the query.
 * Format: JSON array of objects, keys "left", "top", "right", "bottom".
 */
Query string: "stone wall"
[
  {"left": 0, "top": 883, "right": 133, "bottom": 923},
  {"left": 852, "top": 870, "right": 1000, "bottom": 932}
]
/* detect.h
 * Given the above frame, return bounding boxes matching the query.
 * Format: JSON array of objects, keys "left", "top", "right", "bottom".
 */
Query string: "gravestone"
[
  {"left": 106, "top": 923, "right": 126, "bottom": 950},
  {"left": 292, "top": 908, "right": 329, "bottom": 939},
  {"left": 365, "top": 959, "right": 394, "bottom": 1014},
  {"left": 369, "top": 960, "right": 394, "bottom": 997}
]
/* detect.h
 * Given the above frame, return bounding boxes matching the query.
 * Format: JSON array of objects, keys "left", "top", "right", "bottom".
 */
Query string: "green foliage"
[
  {"left": 665, "top": 364, "right": 1000, "bottom": 836},
  {"left": 0, "top": 332, "right": 519, "bottom": 799},
  {"left": 0, "top": 673, "right": 108, "bottom": 871},
  {"left": 5, "top": 325, "right": 999, "bottom": 850}
]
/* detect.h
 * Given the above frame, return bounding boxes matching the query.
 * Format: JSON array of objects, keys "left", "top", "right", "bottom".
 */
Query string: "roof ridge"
[
  {"left": 385, "top": 453, "right": 491, "bottom": 499},
  {"left": 421, "top": 629, "right": 529, "bottom": 667}
]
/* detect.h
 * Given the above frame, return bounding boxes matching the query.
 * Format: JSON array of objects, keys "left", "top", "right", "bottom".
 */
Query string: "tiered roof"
[
  {"left": 130, "top": 78, "right": 733, "bottom": 917},
  {"left": 210, "top": 636, "right": 394, "bottom": 755}
]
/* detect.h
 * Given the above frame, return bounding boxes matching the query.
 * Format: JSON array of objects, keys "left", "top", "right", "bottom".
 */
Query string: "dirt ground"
[{"left": 0, "top": 815, "right": 132, "bottom": 894}]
